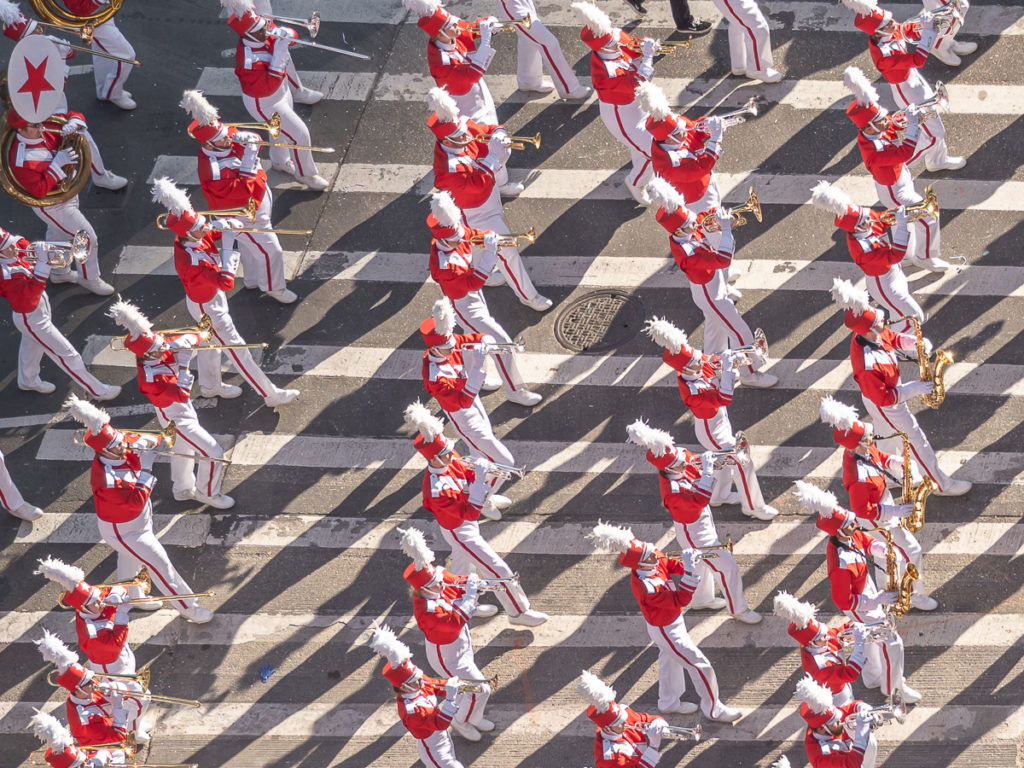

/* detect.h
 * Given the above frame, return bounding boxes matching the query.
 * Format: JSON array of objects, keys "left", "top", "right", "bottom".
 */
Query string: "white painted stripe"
[
  {"left": 0, "top": 402, "right": 214, "bottom": 432},
  {"left": 147, "top": 155, "right": 336, "bottom": 189},
  {"left": 196, "top": 68, "right": 377, "bottom": 102},
  {"left": 10, "top": 511, "right": 211, "bottom": 547}
]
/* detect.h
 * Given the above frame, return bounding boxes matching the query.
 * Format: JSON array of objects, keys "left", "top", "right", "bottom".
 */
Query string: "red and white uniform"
[
  {"left": 496, "top": 0, "right": 586, "bottom": 98},
  {"left": 651, "top": 118, "right": 721, "bottom": 213},
  {"left": 826, "top": 530, "right": 905, "bottom": 696},
  {"left": 64, "top": 0, "right": 135, "bottom": 102},
  {"left": 922, "top": 0, "right": 971, "bottom": 62},
  {"left": 396, "top": 681, "right": 465, "bottom": 768},
  {"left": 76, "top": 587, "right": 136, "bottom": 675},
  {"left": 659, "top": 456, "right": 750, "bottom": 615},
  {"left": 42, "top": 745, "right": 124, "bottom": 768},
  {"left": 251, "top": 0, "right": 314, "bottom": 100},
  {"left": 804, "top": 702, "right": 878, "bottom": 768},
  {"left": 428, "top": 20, "right": 498, "bottom": 124},
  {"left": 66, "top": 683, "right": 144, "bottom": 745},
  {"left": 0, "top": 447, "right": 28, "bottom": 514},
  {"left": 135, "top": 334, "right": 226, "bottom": 499},
  {"left": 198, "top": 140, "right": 286, "bottom": 293},
  {"left": 850, "top": 331, "right": 955, "bottom": 492},
  {"left": 173, "top": 231, "right": 292, "bottom": 402},
  {"left": 593, "top": 707, "right": 662, "bottom": 768},
  {"left": 709, "top": 0, "right": 775, "bottom": 78},
  {"left": 631, "top": 552, "right": 729, "bottom": 718},
  {"left": 801, "top": 624, "right": 863, "bottom": 706},
  {"left": 0, "top": 242, "right": 110, "bottom": 396},
  {"left": 842, "top": 217, "right": 922, "bottom": 334}
]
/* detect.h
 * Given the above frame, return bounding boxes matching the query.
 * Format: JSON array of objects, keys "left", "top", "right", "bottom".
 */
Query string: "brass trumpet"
[
  {"left": 56, "top": 566, "right": 151, "bottom": 609},
  {"left": 425, "top": 674, "right": 499, "bottom": 694},
  {"left": 264, "top": 10, "right": 320, "bottom": 38},
  {"left": 624, "top": 39, "right": 692, "bottom": 54},
  {"left": 461, "top": 337, "right": 525, "bottom": 355},
  {"left": 880, "top": 185, "right": 939, "bottom": 227},
  {"left": 892, "top": 83, "right": 949, "bottom": 126},
  {"left": 693, "top": 433, "right": 750, "bottom": 471},
  {"left": 634, "top": 721, "right": 702, "bottom": 741},
  {"left": 16, "top": 230, "right": 90, "bottom": 268},
  {"left": 156, "top": 198, "right": 258, "bottom": 229},
  {"left": 222, "top": 113, "right": 281, "bottom": 140},
  {"left": 470, "top": 14, "right": 533, "bottom": 33},
  {"left": 695, "top": 97, "right": 760, "bottom": 130},
  {"left": 475, "top": 132, "right": 541, "bottom": 150},
  {"left": 467, "top": 228, "right": 536, "bottom": 248},
  {"left": 700, "top": 187, "right": 762, "bottom": 232},
  {"left": 708, "top": 330, "right": 769, "bottom": 375},
  {"left": 844, "top": 690, "right": 906, "bottom": 732},
  {"left": 480, "top": 460, "right": 526, "bottom": 480}
]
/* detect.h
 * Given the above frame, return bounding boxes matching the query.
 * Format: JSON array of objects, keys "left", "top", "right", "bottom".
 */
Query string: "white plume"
[
  {"left": 399, "top": 528, "right": 434, "bottom": 569},
  {"left": 106, "top": 299, "right": 153, "bottom": 337},
  {"left": 63, "top": 394, "right": 109, "bottom": 433},
  {"left": 572, "top": 1, "right": 612, "bottom": 36},
  {"left": 818, "top": 396, "right": 859, "bottom": 431},
  {"left": 795, "top": 674, "right": 834, "bottom": 713},
  {"left": 841, "top": 0, "right": 878, "bottom": 17},
  {"left": 430, "top": 191, "right": 462, "bottom": 229},
  {"left": 34, "top": 630, "right": 78, "bottom": 672},
  {"left": 772, "top": 591, "right": 816, "bottom": 627},
  {"left": 809, "top": 180, "right": 851, "bottom": 216},
  {"left": 576, "top": 670, "right": 617, "bottom": 709},
  {"left": 34, "top": 556, "right": 85, "bottom": 592},
  {"left": 368, "top": 624, "right": 411, "bottom": 667},
  {"left": 830, "top": 277, "right": 871, "bottom": 315},
  {"left": 150, "top": 177, "right": 192, "bottom": 216},
  {"left": 432, "top": 297, "right": 455, "bottom": 337},
  {"left": 635, "top": 81, "right": 672, "bottom": 121},
  {"left": 587, "top": 520, "right": 635, "bottom": 553},
  {"left": 644, "top": 316, "right": 687, "bottom": 355},
  {"left": 772, "top": 757, "right": 793, "bottom": 768},
  {"left": 403, "top": 400, "right": 444, "bottom": 441},
  {"left": 794, "top": 480, "right": 839, "bottom": 518},
  {"left": 625, "top": 419, "right": 674, "bottom": 458},
  {"left": 427, "top": 86, "right": 460, "bottom": 124},
  {"left": 646, "top": 176, "right": 686, "bottom": 214},
  {"left": 179, "top": 90, "right": 220, "bottom": 125},
  {"left": 29, "top": 709, "right": 73, "bottom": 751},
  {"left": 0, "top": 0, "right": 26, "bottom": 26},
  {"left": 404, "top": 0, "right": 442, "bottom": 15},
  {"left": 843, "top": 66, "right": 879, "bottom": 107},
  {"left": 220, "top": 0, "right": 255, "bottom": 16}
]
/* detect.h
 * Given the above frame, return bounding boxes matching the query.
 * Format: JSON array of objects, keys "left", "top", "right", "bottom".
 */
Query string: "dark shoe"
[
  {"left": 677, "top": 19, "right": 712, "bottom": 35},
  {"left": 623, "top": 0, "right": 647, "bottom": 14}
]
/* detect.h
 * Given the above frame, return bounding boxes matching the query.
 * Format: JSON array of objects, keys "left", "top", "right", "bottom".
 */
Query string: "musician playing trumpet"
[
  {"left": 29, "top": 709, "right": 126, "bottom": 768},
  {"left": 107, "top": 299, "right": 233, "bottom": 509},
  {"left": 795, "top": 674, "right": 879, "bottom": 768}
]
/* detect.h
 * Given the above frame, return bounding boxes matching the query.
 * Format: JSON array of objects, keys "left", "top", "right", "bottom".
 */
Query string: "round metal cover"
[{"left": 555, "top": 290, "right": 645, "bottom": 353}]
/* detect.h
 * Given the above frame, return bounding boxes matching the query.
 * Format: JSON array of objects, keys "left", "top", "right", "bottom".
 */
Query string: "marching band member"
[
  {"left": 810, "top": 180, "right": 923, "bottom": 335},
  {"left": 588, "top": 521, "right": 742, "bottom": 721},
  {"left": 493, "top": 0, "right": 592, "bottom": 100},
  {"left": 107, "top": 299, "right": 233, "bottom": 509},
  {"left": 774, "top": 590, "right": 867, "bottom": 706},
  {"left": 710, "top": 0, "right": 781, "bottom": 82},
  {"left": 0, "top": 226, "right": 119, "bottom": 399},
  {"left": 844, "top": 66, "right": 947, "bottom": 272},
  {"left": 5, "top": 110, "right": 117, "bottom": 295},
  {"left": 249, "top": 0, "right": 324, "bottom": 104},
  {"left": 63, "top": 395, "right": 214, "bottom": 624},
  {"left": 181, "top": 89, "right": 297, "bottom": 304},
  {"left": 818, "top": 396, "right": 938, "bottom": 610},
  {"left": 0, "top": 446, "right": 43, "bottom": 521},
  {"left": 831, "top": 278, "right": 970, "bottom": 496},
  {"left": 400, "top": 527, "right": 496, "bottom": 742},
  {"left": 428, "top": 87, "right": 552, "bottom": 309},
  {"left": 793, "top": 481, "right": 919, "bottom": 703},
  {"left": 221, "top": 0, "right": 329, "bottom": 190},
  {"left": 626, "top": 419, "right": 762, "bottom": 622},
  {"left": 427, "top": 191, "right": 542, "bottom": 406},
  {"left": 573, "top": 1, "right": 656, "bottom": 205},
  {"left": 404, "top": 400, "right": 549, "bottom": 627},
  {"left": 576, "top": 669, "right": 672, "bottom": 768},
  {"left": 843, "top": 1, "right": 965, "bottom": 173},
  {"left": 795, "top": 674, "right": 879, "bottom": 768},
  {"left": 645, "top": 317, "right": 779, "bottom": 519},
  {"left": 61, "top": 0, "right": 136, "bottom": 109},
  {"left": 151, "top": 177, "right": 300, "bottom": 407},
  {"left": 28, "top": 709, "right": 125, "bottom": 768},
  {"left": 367, "top": 623, "right": 468, "bottom": 768},
  {"left": 35, "top": 630, "right": 149, "bottom": 743},
  {"left": 36, "top": 556, "right": 145, "bottom": 673}
]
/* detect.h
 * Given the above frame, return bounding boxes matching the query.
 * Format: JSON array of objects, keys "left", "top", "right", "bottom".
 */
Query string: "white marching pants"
[
  {"left": 452, "top": 290, "right": 526, "bottom": 395},
  {"left": 12, "top": 295, "right": 109, "bottom": 397},
  {"left": 462, "top": 189, "right": 540, "bottom": 303},
  {"left": 96, "top": 503, "right": 200, "bottom": 615},
  {"left": 32, "top": 196, "right": 101, "bottom": 282},
  {"left": 237, "top": 191, "right": 286, "bottom": 292},
  {"left": 694, "top": 410, "right": 767, "bottom": 515},
  {"left": 875, "top": 168, "right": 941, "bottom": 265},
  {"left": 710, "top": 0, "right": 774, "bottom": 76},
  {"left": 865, "top": 266, "right": 924, "bottom": 335},
  {"left": 152, "top": 400, "right": 225, "bottom": 498},
  {"left": 425, "top": 627, "right": 490, "bottom": 726},
  {"left": 925, "top": 0, "right": 970, "bottom": 56},
  {"left": 889, "top": 71, "right": 950, "bottom": 170},
  {"left": 674, "top": 512, "right": 750, "bottom": 615},
  {"left": 86, "top": 643, "right": 137, "bottom": 677},
  {"left": 0, "top": 448, "right": 26, "bottom": 513},
  {"left": 243, "top": 85, "right": 316, "bottom": 178},
  {"left": 416, "top": 730, "right": 465, "bottom": 768},
  {"left": 496, "top": 0, "right": 583, "bottom": 97},
  {"left": 440, "top": 520, "right": 531, "bottom": 617},
  {"left": 187, "top": 292, "right": 289, "bottom": 402},
  {"left": 844, "top": 604, "right": 906, "bottom": 697},
  {"left": 453, "top": 80, "right": 499, "bottom": 126},
  {"left": 646, "top": 614, "right": 727, "bottom": 717},
  {"left": 861, "top": 397, "right": 957, "bottom": 493},
  {"left": 598, "top": 100, "right": 653, "bottom": 192},
  {"left": 689, "top": 271, "right": 761, "bottom": 373},
  {"left": 90, "top": 20, "right": 134, "bottom": 101}
]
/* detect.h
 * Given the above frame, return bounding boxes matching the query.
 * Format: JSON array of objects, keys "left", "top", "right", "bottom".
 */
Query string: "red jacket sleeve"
[{"left": 427, "top": 36, "right": 486, "bottom": 96}]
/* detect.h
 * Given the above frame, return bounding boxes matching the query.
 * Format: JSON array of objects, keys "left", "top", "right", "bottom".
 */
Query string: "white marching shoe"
[
  {"left": 19, "top": 380, "right": 56, "bottom": 394},
  {"left": 95, "top": 384, "right": 122, "bottom": 401},
  {"left": 181, "top": 606, "right": 214, "bottom": 624},
  {"left": 520, "top": 294, "right": 553, "bottom": 312},
  {"left": 499, "top": 181, "right": 525, "bottom": 198},
  {"left": 744, "top": 505, "right": 779, "bottom": 521},
  {"left": 926, "top": 156, "right": 967, "bottom": 172},
  {"left": 474, "top": 604, "right": 498, "bottom": 618},
  {"left": 107, "top": 93, "right": 137, "bottom": 110},
  {"left": 901, "top": 684, "right": 922, "bottom": 704},
  {"left": 506, "top": 389, "right": 542, "bottom": 407},
  {"left": 508, "top": 609, "right": 548, "bottom": 627},
  {"left": 92, "top": 170, "right": 128, "bottom": 190},
  {"left": 194, "top": 492, "right": 235, "bottom": 510},
  {"left": 481, "top": 376, "right": 503, "bottom": 392},
  {"left": 265, "top": 389, "right": 300, "bottom": 407},
  {"left": 911, "top": 592, "right": 938, "bottom": 611},
  {"left": 688, "top": 597, "right": 727, "bottom": 611},
  {"left": 451, "top": 720, "right": 482, "bottom": 742},
  {"left": 484, "top": 270, "right": 506, "bottom": 287},
  {"left": 748, "top": 68, "right": 783, "bottom": 83},
  {"left": 935, "top": 477, "right": 971, "bottom": 496},
  {"left": 710, "top": 705, "right": 743, "bottom": 723},
  {"left": 200, "top": 384, "right": 243, "bottom": 399},
  {"left": 480, "top": 500, "right": 502, "bottom": 521},
  {"left": 80, "top": 277, "right": 116, "bottom": 296},
  {"left": 659, "top": 700, "right": 699, "bottom": 715},
  {"left": 733, "top": 609, "right": 763, "bottom": 625},
  {"left": 474, "top": 718, "right": 495, "bottom": 732},
  {"left": 292, "top": 87, "right": 324, "bottom": 105},
  {"left": 267, "top": 288, "right": 298, "bottom": 304},
  {"left": 297, "top": 174, "right": 330, "bottom": 191},
  {"left": 952, "top": 40, "right": 977, "bottom": 55},
  {"left": 9, "top": 502, "right": 43, "bottom": 521},
  {"left": 564, "top": 85, "right": 593, "bottom": 100},
  {"left": 929, "top": 46, "right": 961, "bottom": 66},
  {"left": 711, "top": 492, "right": 741, "bottom": 507},
  {"left": 488, "top": 494, "right": 512, "bottom": 510},
  {"left": 739, "top": 370, "right": 778, "bottom": 388},
  {"left": 519, "top": 77, "right": 554, "bottom": 95}
]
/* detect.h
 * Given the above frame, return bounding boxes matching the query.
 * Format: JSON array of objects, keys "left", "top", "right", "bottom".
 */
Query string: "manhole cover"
[{"left": 555, "top": 290, "right": 645, "bottom": 353}]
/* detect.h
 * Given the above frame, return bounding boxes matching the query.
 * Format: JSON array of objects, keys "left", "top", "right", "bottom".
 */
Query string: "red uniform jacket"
[
  {"left": 670, "top": 227, "right": 732, "bottom": 285},
  {"left": 651, "top": 121, "right": 718, "bottom": 203},
  {"left": 66, "top": 691, "right": 118, "bottom": 746},
  {"left": 0, "top": 249, "right": 47, "bottom": 313},
  {"left": 198, "top": 144, "right": 268, "bottom": 210},
  {"left": 843, "top": 446, "right": 900, "bottom": 523},
  {"left": 413, "top": 572, "right": 472, "bottom": 645},
  {"left": 397, "top": 682, "right": 454, "bottom": 740},
  {"left": 826, "top": 530, "right": 885, "bottom": 615},
  {"left": 804, "top": 702, "right": 868, "bottom": 768},
  {"left": 430, "top": 229, "right": 489, "bottom": 300},
  {"left": 869, "top": 25, "right": 926, "bottom": 84},
  {"left": 631, "top": 553, "right": 695, "bottom": 627},
  {"left": 422, "top": 334, "right": 485, "bottom": 412},
  {"left": 678, "top": 362, "right": 732, "bottom": 420},
  {"left": 174, "top": 232, "right": 234, "bottom": 304},
  {"left": 136, "top": 333, "right": 201, "bottom": 408},
  {"left": 801, "top": 625, "right": 862, "bottom": 694},
  {"left": 594, "top": 708, "right": 661, "bottom": 768},
  {"left": 427, "top": 25, "right": 488, "bottom": 96},
  {"left": 90, "top": 453, "right": 156, "bottom": 524},
  {"left": 422, "top": 454, "right": 481, "bottom": 530},
  {"left": 846, "top": 223, "right": 906, "bottom": 276},
  {"left": 432, "top": 124, "right": 501, "bottom": 210},
  {"left": 76, "top": 587, "right": 130, "bottom": 666},
  {"left": 235, "top": 37, "right": 286, "bottom": 98},
  {"left": 850, "top": 329, "right": 915, "bottom": 408},
  {"left": 590, "top": 42, "right": 644, "bottom": 105},
  {"left": 8, "top": 113, "right": 86, "bottom": 199},
  {"left": 658, "top": 454, "right": 712, "bottom": 524},
  {"left": 857, "top": 122, "right": 916, "bottom": 186}
]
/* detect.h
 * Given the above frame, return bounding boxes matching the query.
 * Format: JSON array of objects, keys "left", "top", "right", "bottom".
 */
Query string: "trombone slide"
[
  {"left": 222, "top": 113, "right": 282, "bottom": 140},
  {"left": 236, "top": 138, "right": 336, "bottom": 153},
  {"left": 44, "top": 34, "right": 140, "bottom": 66}
]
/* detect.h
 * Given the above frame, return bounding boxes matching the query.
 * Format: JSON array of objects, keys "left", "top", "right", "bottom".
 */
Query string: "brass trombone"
[
  {"left": 468, "top": 228, "right": 536, "bottom": 248},
  {"left": 234, "top": 136, "right": 336, "bottom": 154},
  {"left": 42, "top": 33, "right": 141, "bottom": 66},
  {"left": 264, "top": 10, "right": 320, "bottom": 38},
  {"left": 47, "top": 668, "right": 152, "bottom": 689},
  {"left": 155, "top": 198, "right": 258, "bottom": 230},
  {"left": 44, "top": 671, "right": 200, "bottom": 707},
  {"left": 222, "top": 113, "right": 281, "bottom": 140},
  {"left": 108, "top": 315, "right": 213, "bottom": 351},
  {"left": 470, "top": 15, "right": 533, "bottom": 33},
  {"left": 475, "top": 132, "right": 541, "bottom": 150},
  {"left": 700, "top": 187, "right": 762, "bottom": 232},
  {"left": 880, "top": 185, "right": 939, "bottom": 227},
  {"left": 16, "top": 230, "right": 90, "bottom": 268},
  {"left": 34, "top": 20, "right": 95, "bottom": 42},
  {"left": 56, "top": 566, "right": 151, "bottom": 609}
]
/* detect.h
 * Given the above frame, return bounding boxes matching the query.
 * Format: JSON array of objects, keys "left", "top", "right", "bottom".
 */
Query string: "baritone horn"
[
  {"left": 468, "top": 228, "right": 536, "bottom": 248},
  {"left": 16, "top": 230, "right": 90, "bottom": 268},
  {"left": 155, "top": 198, "right": 258, "bottom": 229},
  {"left": 475, "top": 131, "right": 541, "bottom": 150},
  {"left": 880, "top": 185, "right": 939, "bottom": 227},
  {"left": 700, "top": 187, "right": 762, "bottom": 232},
  {"left": 695, "top": 97, "right": 760, "bottom": 130},
  {"left": 221, "top": 113, "right": 282, "bottom": 140},
  {"left": 1, "top": 115, "right": 91, "bottom": 207}
]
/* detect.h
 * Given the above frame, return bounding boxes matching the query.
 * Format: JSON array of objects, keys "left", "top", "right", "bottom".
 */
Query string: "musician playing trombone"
[
  {"left": 107, "top": 299, "right": 233, "bottom": 510},
  {"left": 29, "top": 709, "right": 126, "bottom": 768},
  {"left": 63, "top": 395, "right": 214, "bottom": 625},
  {"left": 795, "top": 674, "right": 879, "bottom": 768},
  {"left": 249, "top": 0, "right": 324, "bottom": 105}
]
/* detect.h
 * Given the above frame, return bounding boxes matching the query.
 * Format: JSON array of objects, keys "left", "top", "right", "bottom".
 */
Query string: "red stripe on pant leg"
[
  {"left": 700, "top": 419, "right": 722, "bottom": 450},
  {"left": 701, "top": 284, "right": 748, "bottom": 344},
  {"left": 734, "top": 462, "right": 756, "bottom": 511},
  {"left": 241, "top": 232, "right": 276, "bottom": 291},
  {"left": 254, "top": 101, "right": 310, "bottom": 176},
  {"left": 613, "top": 105, "right": 650, "bottom": 156},
  {"left": 450, "top": 528, "right": 524, "bottom": 613},
  {"left": 110, "top": 522, "right": 190, "bottom": 611},
  {"left": 157, "top": 407, "right": 214, "bottom": 496},
  {"left": 922, "top": 220, "right": 933, "bottom": 259},
  {"left": 881, "top": 642, "right": 894, "bottom": 693},
  {"left": 702, "top": 559, "right": 737, "bottom": 613},
  {"left": 631, "top": 157, "right": 652, "bottom": 188},
  {"left": 496, "top": 251, "right": 529, "bottom": 301},
  {"left": 421, "top": 743, "right": 446, "bottom": 768},
  {"left": 493, "top": 354, "right": 516, "bottom": 392},
  {"left": 658, "top": 625, "right": 718, "bottom": 709},
  {"left": 872, "top": 275, "right": 904, "bottom": 318},
  {"left": 447, "top": 413, "right": 497, "bottom": 462},
  {"left": 20, "top": 313, "right": 101, "bottom": 395},
  {"left": 498, "top": 0, "right": 571, "bottom": 92},
  {"left": 721, "top": 0, "right": 761, "bottom": 71},
  {"left": 209, "top": 321, "right": 269, "bottom": 398}
]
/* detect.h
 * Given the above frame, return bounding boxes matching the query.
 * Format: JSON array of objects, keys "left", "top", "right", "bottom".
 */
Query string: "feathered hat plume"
[
  {"left": 179, "top": 90, "right": 220, "bottom": 125},
  {"left": 106, "top": 299, "right": 153, "bottom": 337},
  {"left": 818, "top": 396, "right": 859, "bottom": 431},
  {"left": 576, "top": 670, "right": 617, "bottom": 709},
  {"left": 625, "top": 419, "right": 674, "bottom": 458},
  {"left": 28, "top": 709, "right": 74, "bottom": 751},
  {"left": 150, "top": 177, "right": 192, "bottom": 215},
  {"left": 644, "top": 316, "right": 687, "bottom": 355},
  {"left": 843, "top": 65, "right": 879, "bottom": 107},
  {"left": 34, "top": 556, "right": 85, "bottom": 592},
  {"left": 34, "top": 630, "right": 78, "bottom": 672},
  {"left": 427, "top": 86, "right": 460, "bottom": 124},
  {"left": 63, "top": 395, "right": 109, "bottom": 433},
  {"left": 572, "top": 2, "right": 612, "bottom": 36},
  {"left": 367, "top": 624, "right": 412, "bottom": 667},
  {"left": 403, "top": 400, "right": 444, "bottom": 441},
  {"left": 635, "top": 81, "right": 672, "bottom": 121},
  {"left": 399, "top": 528, "right": 434, "bottom": 570},
  {"left": 830, "top": 277, "right": 871, "bottom": 315},
  {"left": 772, "top": 591, "right": 817, "bottom": 627},
  {"left": 793, "top": 480, "right": 839, "bottom": 518},
  {"left": 587, "top": 520, "right": 635, "bottom": 552},
  {"left": 795, "top": 674, "right": 834, "bottom": 713},
  {"left": 432, "top": 297, "right": 455, "bottom": 336},
  {"left": 430, "top": 191, "right": 462, "bottom": 229},
  {"left": 809, "top": 181, "right": 851, "bottom": 216},
  {"left": 646, "top": 177, "right": 687, "bottom": 215}
]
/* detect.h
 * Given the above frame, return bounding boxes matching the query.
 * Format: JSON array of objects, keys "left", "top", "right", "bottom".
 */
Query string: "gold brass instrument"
[
  {"left": 896, "top": 431, "right": 933, "bottom": 534},
  {"left": 56, "top": 566, "right": 151, "bottom": 609},
  {"left": 624, "top": 38, "right": 692, "bottom": 54},
  {"left": 470, "top": 15, "right": 533, "bottom": 33},
  {"left": 480, "top": 460, "right": 526, "bottom": 480},
  {"left": 31, "top": 733, "right": 136, "bottom": 764},
  {"left": 693, "top": 537, "right": 734, "bottom": 563},
  {"left": 155, "top": 198, "right": 258, "bottom": 229},
  {"left": 634, "top": 721, "right": 702, "bottom": 741},
  {"left": 700, "top": 187, "right": 762, "bottom": 232},
  {"left": 837, "top": 614, "right": 897, "bottom": 647},
  {"left": 120, "top": 590, "right": 215, "bottom": 605},
  {"left": 265, "top": 10, "right": 321, "bottom": 38},
  {"left": 425, "top": 674, "right": 499, "bottom": 694},
  {"left": 865, "top": 526, "right": 918, "bottom": 618},
  {"left": 29, "top": 0, "right": 121, "bottom": 27},
  {"left": 695, "top": 97, "right": 760, "bottom": 130},
  {"left": 42, "top": 33, "right": 140, "bottom": 66},
  {"left": 47, "top": 667, "right": 152, "bottom": 689},
  {"left": 16, "top": 230, "right": 90, "bottom": 268},
  {"left": 468, "top": 228, "right": 536, "bottom": 248},
  {"left": 880, "top": 185, "right": 939, "bottom": 227},
  {"left": 108, "top": 315, "right": 213, "bottom": 351},
  {"left": 709, "top": 329, "right": 769, "bottom": 375},
  {"left": 33, "top": 20, "right": 95, "bottom": 42},
  {"left": 461, "top": 337, "right": 525, "bottom": 355},
  {"left": 1, "top": 115, "right": 91, "bottom": 206},
  {"left": 475, "top": 132, "right": 541, "bottom": 151},
  {"left": 234, "top": 137, "right": 336, "bottom": 154},
  {"left": 44, "top": 671, "right": 200, "bottom": 708},
  {"left": 222, "top": 113, "right": 282, "bottom": 140},
  {"left": 909, "top": 316, "right": 952, "bottom": 408}
]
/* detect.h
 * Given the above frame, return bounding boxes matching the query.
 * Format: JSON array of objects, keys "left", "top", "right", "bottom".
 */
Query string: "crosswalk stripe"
[
  {"left": 147, "top": 155, "right": 337, "bottom": 188},
  {"left": 0, "top": 402, "right": 214, "bottom": 432},
  {"left": 196, "top": 67, "right": 377, "bottom": 102}
]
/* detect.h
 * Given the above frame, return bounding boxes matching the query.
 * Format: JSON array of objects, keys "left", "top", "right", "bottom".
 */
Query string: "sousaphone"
[{"left": 28, "top": 0, "right": 123, "bottom": 27}]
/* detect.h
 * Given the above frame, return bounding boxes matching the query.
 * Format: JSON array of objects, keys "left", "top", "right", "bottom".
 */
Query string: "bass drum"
[
  {"left": 0, "top": 114, "right": 92, "bottom": 206},
  {"left": 28, "top": 0, "right": 123, "bottom": 27}
]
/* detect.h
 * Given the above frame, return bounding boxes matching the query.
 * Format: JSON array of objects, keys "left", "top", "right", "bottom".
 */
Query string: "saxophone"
[
  {"left": 908, "top": 318, "right": 953, "bottom": 409},
  {"left": 867, "top": 526, "right": 918, "bottom": 618},
  {"left": 897, "top": 433, "right": 933, "bottom": 534}
]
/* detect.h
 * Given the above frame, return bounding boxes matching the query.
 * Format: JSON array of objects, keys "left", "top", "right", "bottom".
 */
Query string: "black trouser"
[{"left": 670, "top": 0, "right": 693, "bottom": 27}]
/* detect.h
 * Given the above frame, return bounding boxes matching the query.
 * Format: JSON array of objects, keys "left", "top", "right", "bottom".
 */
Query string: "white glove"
[
  {"left": 221, "top": 249, "right": 241, "bottom": 277},
  {"left": 716, "top": 207, "right": 734, "bottom": 231},
  {"left": 917, "top": 26, "right": 937, "bottom": 53},
  {"left": 445, "top": 676, "right": 461, "bottom": 700},
  {"left": 680, "top": 548, "right": 697, "bottom": 573},
  {"left": 50, "top": 147, "right": 78, "bottom": 169},
  {"left": 877, "top": 590, "right": 899, "bottom": 607},
  {"left": 897, "top": 380, "right": 934, "bottom": 402},
  {"left": 477, "top": 17, "right": 497, "bottom": 48},
  {"left": 893, "top": 205, "right": 910, "bottom": 225},
  {"left": 104, "top": 586, "right": 130, "bottom": 605},
  {"left": 851, "top": 622, "right": 869, "bottom": 644},
  {"left": 465, "top": 572, "right": 481, "bottom": 589},
  {"left": 704, "top": 116, "right": 725, "bottom": 143},
  {"left": 700, "top": 451, "right": 716, "bottom": 478},
  {"left": 235, "top": 130, "right": 260, "bottom": 144},
  {"left": 31, "top": 243, "right": 52, "bottom": 278},
  {"left": 139, "top": 451, "right": 157, "bottom": 472},
  {"left": 178, "top": 368, "right": 195, "bottom": 392},
  {"left": 922, "top": 337, "right": 933, "bottom": 357},
  {"left": 482, "top": 231, "right": 500, "bottom": 255},
  {"left": 240, "top": 142, "right": 261, "bottom": 176},
  {"left": 641, "top": 37, "right": 657, "bottom": 58},
  {"left": 212, "top": 216, "right": 245, "bottom": 231},
  {"left": 645, "top": 718, "right": 668, "bottom": 749},
  {"left": 485, "top": 135, "right": 512, "bottom": 166},
  {"left": 475, "top": 235, "right": 500, "bottom": 275},
  {"left": 269, "top": 25, "right": 299, "bottom": 43},
  {"left": 60, "top": 116, "right": 86, "bottom": 137},
  {"left": 879, "top": 502, "right": 914, "bottom": 521}
]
